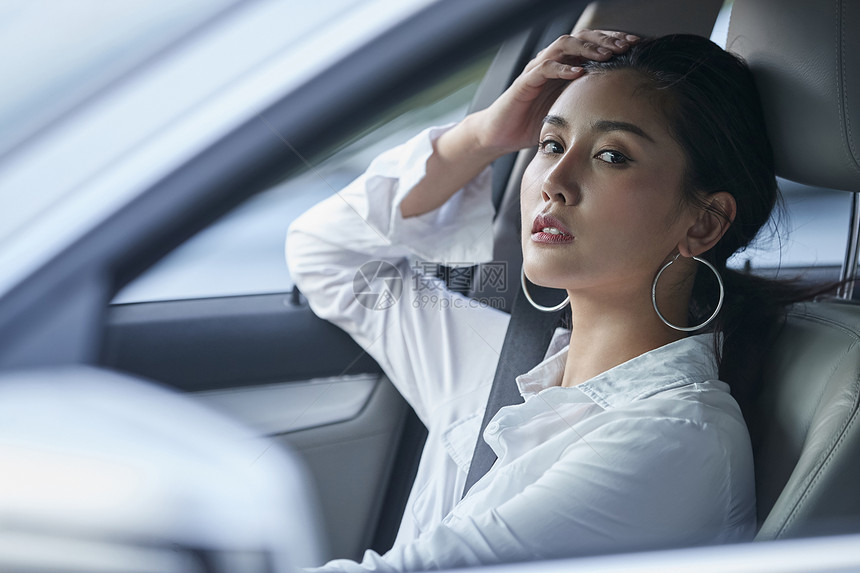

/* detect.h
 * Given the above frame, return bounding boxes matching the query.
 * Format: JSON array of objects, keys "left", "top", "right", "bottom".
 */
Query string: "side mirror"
[{"left": 0, "top": 366, "right": 325, "bottom": 573}]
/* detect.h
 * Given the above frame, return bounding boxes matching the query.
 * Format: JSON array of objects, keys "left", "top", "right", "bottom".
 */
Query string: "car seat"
[{"left": 727, "top": 0, "right": 860, "bottom": 539}]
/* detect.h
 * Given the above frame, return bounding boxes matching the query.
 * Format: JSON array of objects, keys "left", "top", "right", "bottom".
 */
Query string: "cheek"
[
  {"left": 519, "top": 165, "right": 542, "bottom": 222},
  {"left": 610, "top": 172, "right": 683, "bottom": 219},
  {"left": 520, "top": 161, "right": 542, "bottom": 202},
  {"left": 589, "top": 185, "right": 682, "bottom": 247}
]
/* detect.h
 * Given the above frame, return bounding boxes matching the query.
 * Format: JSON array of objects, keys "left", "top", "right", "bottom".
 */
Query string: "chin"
[{"left": 522, "top": 257, "right": 572, "bottom": 290}]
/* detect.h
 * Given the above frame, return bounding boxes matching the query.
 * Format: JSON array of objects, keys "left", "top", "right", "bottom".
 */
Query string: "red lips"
[{"left": 531, "top": 213, "right": 574, "bottom": 244}]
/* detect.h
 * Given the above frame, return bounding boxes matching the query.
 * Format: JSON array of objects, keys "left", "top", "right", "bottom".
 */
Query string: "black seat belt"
[{"left": 462, "top": 282, "right": 565, "bottom": 497}]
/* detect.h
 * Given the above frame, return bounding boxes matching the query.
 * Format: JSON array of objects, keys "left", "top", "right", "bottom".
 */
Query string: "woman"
[{"left": 287, "top": 30, "right": 788, "bottom": 571}]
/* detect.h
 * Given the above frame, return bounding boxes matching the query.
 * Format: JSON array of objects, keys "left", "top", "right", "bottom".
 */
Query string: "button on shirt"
[{"left": 286, "top": 125, "right": 756, "bottom": 572}]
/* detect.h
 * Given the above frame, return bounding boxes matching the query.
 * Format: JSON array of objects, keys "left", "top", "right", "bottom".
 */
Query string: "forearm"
[{"left": 399, "top": 111, "right": 506, "bottom": 219}]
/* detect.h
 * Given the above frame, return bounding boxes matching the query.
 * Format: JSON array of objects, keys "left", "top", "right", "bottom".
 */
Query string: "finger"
[
  {"left": 593, "top": 29, "right": 641, "bottom": 44},
  {"left": 525, "top": 30, "right": 639, "bottom": 75},
  {"left": 519, "top": 61, "right": 585, "bottom": 93},
  {"left": 538, "top": 33, "right": 614, "bottom": 65},
  {"left": 525, "top": 39, "right": 569, "bottom": 73},
  {"left": 574, "top": 29, "right": 636, "bottom": 55}
]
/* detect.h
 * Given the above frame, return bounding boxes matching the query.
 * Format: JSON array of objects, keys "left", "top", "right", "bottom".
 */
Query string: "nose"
[{"left": 540, "top": 152, "right": 581, "bottom": 206}]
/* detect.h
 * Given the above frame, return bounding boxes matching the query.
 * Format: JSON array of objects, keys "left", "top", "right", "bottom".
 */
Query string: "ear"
[{"left": 677, "top": 192, "right": 737, "bottom": 258}]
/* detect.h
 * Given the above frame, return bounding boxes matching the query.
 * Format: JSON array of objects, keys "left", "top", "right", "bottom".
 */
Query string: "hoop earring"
[
  {"left": 521, "top": 266, "right": 570, "bottom": 313},
  {"left": 651, "top": 254, "right": 724, "bottom": 332}
]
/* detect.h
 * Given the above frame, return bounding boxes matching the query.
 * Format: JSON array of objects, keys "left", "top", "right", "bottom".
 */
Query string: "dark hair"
[{"left": 581, "top": 35, "right": 835, "bottom": 431}]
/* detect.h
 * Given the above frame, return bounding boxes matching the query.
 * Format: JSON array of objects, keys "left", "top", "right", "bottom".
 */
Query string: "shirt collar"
[{"left": 515, "top": 331, "right": 720, "bottom": 408}]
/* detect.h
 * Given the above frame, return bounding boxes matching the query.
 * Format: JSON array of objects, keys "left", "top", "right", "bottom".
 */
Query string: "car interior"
[
  {"left": 8, "top": 0, "right": 853, "bottom": 566},
  {"left": 727, "top": 0, "right": 860, "bottom": 540}
]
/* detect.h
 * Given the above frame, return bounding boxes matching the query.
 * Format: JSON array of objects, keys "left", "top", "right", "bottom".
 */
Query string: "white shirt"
[{"left": 286, "top": 125, "right": 756, "bottom": 572}]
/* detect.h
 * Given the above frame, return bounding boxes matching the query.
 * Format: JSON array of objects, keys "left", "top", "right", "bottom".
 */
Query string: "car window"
[
  {"left": 0, "top": 0, "right": 237, "bottom": 158},
  {"left": 730, "top": 181, "right": 851, "bottom": 274},
  {"left": 0, "top": 0, "right": 440, "bottom": 300},
  {"left": 112, "top": 55, "right": 492, "bottom": 304}
]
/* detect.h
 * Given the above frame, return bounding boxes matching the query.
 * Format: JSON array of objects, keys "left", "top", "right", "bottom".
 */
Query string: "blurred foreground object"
[{"left": 0, "top": 366, "right": 324, "bottom": 573}]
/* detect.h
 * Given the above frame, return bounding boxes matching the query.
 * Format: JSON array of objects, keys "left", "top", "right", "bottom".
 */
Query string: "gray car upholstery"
[
  {"left": 728, "top": 0, "right": 860, "bottom": 539},
  {"left": 728, "top": 0, "right": 860, "bottom": 192},
  {"left": 755, "top": 301, "right": 860, "bottom": 538}
]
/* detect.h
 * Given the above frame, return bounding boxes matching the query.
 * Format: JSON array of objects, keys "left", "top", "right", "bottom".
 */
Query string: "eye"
[
  {"left": 538, "top": 139, "right": 564, "bottom": 154},
  {"left": 594, "top": 150, "right": 630, "bottom": 165}
]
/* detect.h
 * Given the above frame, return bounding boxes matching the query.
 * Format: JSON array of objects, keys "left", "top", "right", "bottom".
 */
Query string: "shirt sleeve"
[
  {"left": 286, "top": 124, "right": 511, "bottom": 426},
  {"left": 306, "top": 414, "right": 751, "bottom": 572}
]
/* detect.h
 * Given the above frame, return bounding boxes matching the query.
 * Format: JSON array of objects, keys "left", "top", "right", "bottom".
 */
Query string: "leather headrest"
[
  {"left": 727, "top": 0, "right": 860, "bottom": 192},
  {"left": 574, "top": 0, "right": 722, "bottom": 38}
]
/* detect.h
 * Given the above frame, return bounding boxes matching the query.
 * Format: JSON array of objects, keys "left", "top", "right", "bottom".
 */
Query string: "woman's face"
[{"left": 520, "top": 69, "right": 696, "bottom": 300}]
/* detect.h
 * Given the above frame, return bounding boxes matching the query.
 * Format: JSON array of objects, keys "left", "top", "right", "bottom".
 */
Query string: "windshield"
[
  {"left": 0, "top": 0, "right": 425, "bottom": 159},
  {"left": 0, "top": 0, "right": 242, "bottom": 157},
  {"left": 0, "top": 0, "right": 437, "bottom": 297}
]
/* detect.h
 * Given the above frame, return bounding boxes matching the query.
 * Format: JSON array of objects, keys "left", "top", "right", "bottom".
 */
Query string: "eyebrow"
[{"left": 542, "top": 115, "right": 655, "bottom": 144}]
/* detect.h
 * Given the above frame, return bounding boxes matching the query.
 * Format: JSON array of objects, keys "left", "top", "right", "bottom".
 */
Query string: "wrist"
[{"left": 458, "top": 111, "right": 519, "bottom": 160}]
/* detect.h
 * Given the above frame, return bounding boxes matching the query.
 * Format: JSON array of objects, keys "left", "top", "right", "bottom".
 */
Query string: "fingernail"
[
  {"left": 614, "top": 39, "right": 628, "bottom": 48},
  {"left": 626, "top": 34, "right": 640, "bottom": 41},
  {"left": 597, "top": 47, "right": 611, "bottom": 54},
  {"left": 569, "top": 66, "right": 582, "bottom": 73}
]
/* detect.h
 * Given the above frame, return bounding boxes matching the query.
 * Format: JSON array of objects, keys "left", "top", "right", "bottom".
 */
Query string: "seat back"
[
  {"left": 727, "top": 0, "right": 860, "bottom": 538},
  {"left": 755, "top": 301, "right": 860, "bottom": 538}
]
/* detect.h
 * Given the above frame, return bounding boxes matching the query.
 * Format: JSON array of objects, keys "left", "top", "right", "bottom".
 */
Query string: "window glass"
[
  {"left": 112, "top": 56, "right": 492, "bottom": 304},
  {"left": 0, "top": 0, "right": 236, "bottom": 156},
  {"left": 729, "top": 181, "right": 851, "bottom": 275}
]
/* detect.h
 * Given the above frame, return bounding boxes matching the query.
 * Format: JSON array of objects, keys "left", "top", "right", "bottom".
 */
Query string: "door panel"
[
  {"left": 192, "top": 374, "right": 379, "bottom": 435},
  {"left": 101, "top": 292, "right": 380, "bottom": 391},
  {"left": 100, "top": 292, "right": 415, "bottom": 562},
  {"left": 279, "top": 377, "right": 409, "bottom": 560}
]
